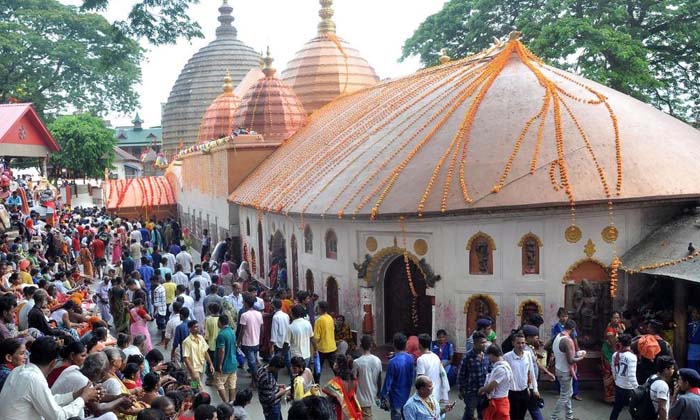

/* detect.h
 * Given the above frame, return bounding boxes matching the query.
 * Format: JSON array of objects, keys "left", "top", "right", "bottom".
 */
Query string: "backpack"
[
  {"left": 638, "top": 334, "right": 662, "bottom": 362},
  {"left": 629, "top": 375, "right": 663, "bottom": 420}
]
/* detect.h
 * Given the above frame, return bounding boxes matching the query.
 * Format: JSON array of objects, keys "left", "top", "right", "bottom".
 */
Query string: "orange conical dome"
[
  {"left": 281, "top": 0, "right": 379, "bottom": 115},
  {"left": 197, "top": 73, "right": 240, "bottom": 143},
  {"left": 233, "top": 48, "right": 306, "bottom": 141}
]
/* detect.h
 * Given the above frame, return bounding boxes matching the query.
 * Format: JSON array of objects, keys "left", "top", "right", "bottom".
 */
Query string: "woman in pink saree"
[
  {"left": 129, "top": 298, "right": 153, "bottom": 353},
  {"left": 111, "top": 231, "right": 122, "bottom": 265}
]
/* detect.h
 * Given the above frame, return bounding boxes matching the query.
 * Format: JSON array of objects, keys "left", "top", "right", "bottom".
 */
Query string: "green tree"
[
  {"left": 402, "top": 0, "right": 700, "bottom": 125},
  {"left": 80, "top": 0, "right": 203, "bottom": 46},
  {"left": 48, "top": 114, "right": 117, "bottom": 179},
  {"left": 0, "top": 0, "right": 143, "bottom": 116}
]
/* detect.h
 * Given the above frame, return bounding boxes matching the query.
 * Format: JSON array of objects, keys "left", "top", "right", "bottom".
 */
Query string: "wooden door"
[{"left": 384, "top": 256, "right": 431, "bottom": 342}]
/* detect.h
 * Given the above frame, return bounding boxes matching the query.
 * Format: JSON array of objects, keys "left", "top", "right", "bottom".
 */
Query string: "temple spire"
[
  {"left": 317, "top": 0, "right": 336, "bottom": 35},
  {"left": 222, "top": 70, "right": 233, "bottom": 93},
  {"left": 216, "top": 0, "right": 237, "bottom": 38},
  {"left": 262, "top": 46, "right": 276, "bottom": 78}
]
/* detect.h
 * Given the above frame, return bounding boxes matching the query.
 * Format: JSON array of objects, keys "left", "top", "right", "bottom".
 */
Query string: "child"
[{"left": 232, "top": 388, "right": 253, "bottom": 420}]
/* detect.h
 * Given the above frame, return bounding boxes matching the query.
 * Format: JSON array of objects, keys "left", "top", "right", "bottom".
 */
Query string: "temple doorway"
[
  {"left": 383, "top": 256, "right": 431, "bottom": 343},
  {"left": 326, "top": 276, "right": 339, "bottom": 316},
  {"left": 564, "top": 259, "right": 611, "bottom": 351},
  {"left": 290, "top": 235, "right": 299, "bottom": 296},
  {"left": 269, "top": 230, "right": 286, "bottom": 289}
]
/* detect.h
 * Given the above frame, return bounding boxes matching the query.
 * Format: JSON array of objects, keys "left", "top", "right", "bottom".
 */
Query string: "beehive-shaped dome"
[
  {"left": 161, "top": 1, "right": 260, "bottom": 155},
  {"left": 233, "top": 49, "right": 306, "bottom": 142},
  {"left": 281, "top": 0, "right": 379, "bottom": 115},
  {"left": 231, "top": 36, "right": 700, "bottom": 218},
  {"left": 197, "top": 74, "right": 240, "bottom": 143}
]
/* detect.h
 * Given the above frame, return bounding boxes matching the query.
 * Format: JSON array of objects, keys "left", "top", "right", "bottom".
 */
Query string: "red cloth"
[
  {"left": 130, "top": 307, "right": 148, "bottom": 323},
  {"left": 91, "top": 238, "right": 105, "bottom": 258},
  {"left": 46, "top": 364, "right": 69, "bottom": 388},
  {"left": 484, "top": 397, "right": 510, "bottom": 420},
  {"left": 72, "top": 237, "right": 80, "bottom": 252}
]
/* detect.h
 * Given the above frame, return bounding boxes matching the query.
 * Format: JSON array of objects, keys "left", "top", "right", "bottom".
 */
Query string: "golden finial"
[
  {"left": 317, "top": 0, "right": 336, "bottom": 35},
  {"left": 222, "top": 69, "right": 233, "bottom": 93},
  {"left": 509, "top": 30, "right": 522, "bottom": 41},
  {"left": 438, "top": 48, "right": 451, "bottom": 64},
  {"left": 262, "top": 46, "right": 276, "bottom": 78}
]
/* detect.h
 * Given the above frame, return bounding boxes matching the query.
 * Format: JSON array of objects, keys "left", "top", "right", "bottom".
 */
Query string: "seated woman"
[
  {"left": 122, "top": 362, "right": 141, "bottom": 390},
  {"left": 46, "top": 339, "right": 87, "bottom": 387},
  {"left": 0, "top": 338, "right": 26, "bottom": 392},
  {"left": 49, "top": 300, "right": 83, "bottom": 340},
  {"left": 289, "top": 356, "right": 316, "bottom": 401},
  {"left": 102, "top": 348, "right": 146, "bottom": 420},
  {"left": 140, "top": 372, "right": 160, "bottom": 405},
  {"left": 126, "top": 354, "right": 146, "bottom": 387},
  {"left": 87, "top": 326, "right": 109, "bottom": 353},
  {"left": 432, "top": 329, "right": 457, "bottom": 386},
  {"left": 322, "top": 354, "right": 362, "bottom": 420},
  {"left": 334, "top": 315, "right": 355, "bottom": 356}
]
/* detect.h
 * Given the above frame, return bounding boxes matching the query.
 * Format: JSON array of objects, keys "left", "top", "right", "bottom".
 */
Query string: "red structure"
[
  {"left": 103, "top": 176, "right": 177, "bottom": 220},
  {"left": 0, "top": 103, "right": 60, "bottom": 159}
]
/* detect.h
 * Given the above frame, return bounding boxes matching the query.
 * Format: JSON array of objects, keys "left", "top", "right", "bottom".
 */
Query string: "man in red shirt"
[{"left": 91, "top": 236, "right": 105, "bottom": 278}]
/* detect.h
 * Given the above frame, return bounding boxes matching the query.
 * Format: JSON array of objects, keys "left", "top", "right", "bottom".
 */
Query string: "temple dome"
[
  {"left": 230, "top": 37, "right": 700, "bottom": 218},
  {"left": 197, "top": 74, "right": 240, "bottom": 143},
  {"left": 161, "top": 1, "right": 260, "bottom": 155},
  {"left": 281, "top": 0, "right": 379, "bottom": 115},
  {"left": 233, "top": 49, "right": 306, "bottom": 142}
]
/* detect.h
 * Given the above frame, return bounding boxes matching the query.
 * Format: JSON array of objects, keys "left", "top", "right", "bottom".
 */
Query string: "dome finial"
[
  {"left": 216, "top": 0, "right": 237, "bottom": 38},
  {"left": 223, "top": 69, "right": 233, "bottom": 93},
  {"left": 438, "top": 48, "right": 451, "bottom": 64},
  {"left": 317, "top": 0, "right": 336, "bottom": 35},
  {"left": 262, "top": 46, "right": 276, "bottom": 78}
]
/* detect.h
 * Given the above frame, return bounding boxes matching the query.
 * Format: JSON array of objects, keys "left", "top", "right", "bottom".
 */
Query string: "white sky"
[{"left": 65, "top": 0, "right": 448, "bottom": 127}]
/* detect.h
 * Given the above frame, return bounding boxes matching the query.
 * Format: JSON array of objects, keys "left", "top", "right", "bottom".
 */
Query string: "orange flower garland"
[{"left": 400, "top": 216, "right": 419, "bottom": 327}]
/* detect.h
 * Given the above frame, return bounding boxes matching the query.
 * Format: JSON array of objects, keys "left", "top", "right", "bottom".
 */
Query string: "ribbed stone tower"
[{"left": 161, "top": 1, "right": 260, "bottom": 156}]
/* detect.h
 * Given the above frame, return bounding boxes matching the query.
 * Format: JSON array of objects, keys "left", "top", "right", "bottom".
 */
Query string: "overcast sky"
[{"left": 69, "top": 0, "right": 448, "bottom": 127}]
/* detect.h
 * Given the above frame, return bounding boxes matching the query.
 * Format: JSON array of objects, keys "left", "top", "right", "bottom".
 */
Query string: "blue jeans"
[
  {"left": 463, "top": 392, "right": 483, "bottom": 420},
  {"left": 390, "top": 408, "right": 403, "bottom": 420},
  {"left": 263, "top": 402, "right": 281, "bottom": 420},
  {"left": 241, "top": 345, "right": 259, "bottom": 376}
]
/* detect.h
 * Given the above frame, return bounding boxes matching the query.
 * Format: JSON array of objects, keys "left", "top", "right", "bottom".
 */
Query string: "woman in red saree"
[
  {"left": 129, "top": 298, "right": 153, "bottom": 353},
  {"left": 322, "top": 354, "right": 363, "bottom": 420},
  {"left": 602, "top": 311, "right": 625, "bottom": 403}
]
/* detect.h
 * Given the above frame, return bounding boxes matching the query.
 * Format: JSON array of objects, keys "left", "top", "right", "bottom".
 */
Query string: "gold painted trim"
[
  {"left": 414, "top": 239, "right": 428, "bottom": 256},
  {"left": 602, "top": 226, "right": 619, "bottom": 243},
  {"left": 463, "top": 293, "right": 500, "bottom": 315},
  {"left": 365, "top": 236, "right": 377, "bottom": 252},
  {"left": 517, "top": 232, "right": 543, "bottom": 247},
  {"left": 466, "top": 231, "right": 497, "bottom": 251},
  {"left": 584, "top": 238, "right": 596, "bottom": 258},
  {"left": 561, "top": 257, "right": 609, "bottom": 283},
  {"left": 365, "top": 246, "right": 426, "bottom": 285},
  {"left": 517, "top": 299, "right": 544, "bottom": 317},
  {"left": 565, "top": 225, "right": 582, "bottom": 243}
]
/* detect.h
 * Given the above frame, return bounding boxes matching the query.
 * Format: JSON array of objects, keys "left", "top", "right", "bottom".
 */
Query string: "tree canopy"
[
  {"left": 401, "top": 0, "right": 700, "bottom": 126},
  {"left": 48, "top": 114, "right": 117, "bottom": 179}
]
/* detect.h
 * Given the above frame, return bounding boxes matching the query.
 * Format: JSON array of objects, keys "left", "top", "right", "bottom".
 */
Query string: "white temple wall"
[{"left": 237, "top": 202, "right": 683, "bottom": 349}]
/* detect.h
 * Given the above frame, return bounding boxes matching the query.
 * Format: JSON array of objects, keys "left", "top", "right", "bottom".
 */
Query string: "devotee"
[
  {"left": 109, "top": 277, "right": 129, "bottom": 334},
  {"left": 688, "top": 307, "right": 700, "bottom": 373},
  {"left": 129, "top": 239, "right": 143, "bottom": 270},
  {"left": 190, "top": 280, "right": 206, "bottom": 327},
  {"left": 0, "top": 338, "right": 26, "bottom": 392},
  {"left": 171, "top": 306, "right": 191, "bottom": 364},
  {"left": 215, "top": 314, "right": 238, "bottom": 404},
  {"left": 651, "top": 356, "right": 676, "bottom": 420},
  {"left": 0, "top": 336, "right": 99, "bottom": 419},
  {"left": 123, "top": 334, "right": 148, "bottom": 358},
  {"left": 270, "top": 298, "right": 291, "bottom": 376},
  {"left": 289, "top": 303, "right": 316, "bottom": 367},
  {"left": 313, "top": 300, "right": 336, "bottom": 383},
  {"left": 182, "top": 319, "right": 214, "bottom": 390},
  {"left": 550, "top": 320, "right": 585, "bottom": 420},
  {"left": 432, "top": 329, "right": 456, "bottom": 386},
  {"left": 551, "top": 308, "right": 581, "bottom": 401},
  {"left": 129, "top": 298, "right": 153, "bottom": 353},
  {"left": 669, "top": 367, "right": 700, "bottom": 419},
  {"left": 176, "top": 245, "right": 193, "bottom": 275},
  {"left": 503, "top": 332, "right": 538, "bottom": 420},
  {"left": 162, "top": 247, "right": 176, "bottom": 272},
  {"left": 459, "top": 331, "right": 491, "bottom": 420},
  {"left": 323, "top": 354, "right": 362, "bottom": 419},
  {"left": 381, "top": 332, "right": 415, "bottom": 420},
  {"left": 466, "top": 318, "right": 494, "bottom": 354},
  {"left": 352, "top": 334, "right": 382, "bottom": 420},
  {"left": 256, "top": 355, "right": 287, "bottom": 420},
  {"left": 403, "top": 375, "right": 456, "bottom": 420},
  {"left": 153, "top": 276, "right": 167, "bottom": 344},
  {"left": 602, "top": 311, "right": 626, "bottom": 403},
  {"left": 95, "top": 273, "right": 112, "bottom": 324},
  {"left": 479, "top": 344, "right": 513, "bottom": 420},
  {"left": 203, "top": 284, "right": 223, "bottom": 316},
  {"left": 17, "top": 285, "right": 36, "bottom": 330},
  {"left": 172, "top": 284, "right": 195, "bottom": 317},
  {"left": 289, "top": 355, "right": 315, "bottom": 401},
  {"left": 334, "top": 314, "right": 354, "bottom": 356},
  {"left": 204, "top": 302, "right": 221, "bottom": 386},
  {"left": 225, "top": 282, "right": 244, "bottom": 314},
  {"left": 238, "top": 294, "right": 263, "bottom": 385},
  {"left": 609, "top": 333, "right": 638, "bottom": 420},
  {"left": 46, "top": 339, "right": 87, "bottom": 387},
  {"left": 416, "top": 333, "right": 450, "bottom": 404},
  {"left": 162, "top": 273, "right": 177, "bottom": 313},
  {"left": 28, "top": 289, "right": 69, "bottom": 338},
  {"left": 163, "top": 301, "right": 183, "bottom": 350},
  {"left": 635, "top": 319, "right": 673, "bottom": 383}
]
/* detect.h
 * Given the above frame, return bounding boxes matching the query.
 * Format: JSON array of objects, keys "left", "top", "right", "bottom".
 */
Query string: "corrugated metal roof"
[{"left": 621, "top": 212, "right": 700, "bottom": 281}]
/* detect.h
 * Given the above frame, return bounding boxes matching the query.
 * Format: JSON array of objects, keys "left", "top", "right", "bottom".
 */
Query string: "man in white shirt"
[
  {"left": 353, "top": 335, "right": 383, "bottom": 420},
  {"left": 129, "top": 228, "right": 142, "bottom": 244},
  {"left": 289, "top": 304, "right": 316, "bottom": 365},
  {"left": 479, "top": 344, "right": 514, "bottom": 418},
  {"left": 162, "top": 249, "right": 177, "bottom": 271},
  {"left": 225, "top": 282, "right": 244, "bottom": 314},
  {"left": 270, "top": 299, "right": 291, "bottom": 377},
  {"left": 651, "top": 355, "right": 675, "bottom": 420},
  {"left": 0, "top": 336, "right": 99, "bottom": 420},
  {"left": 163, "top": 301, "right": 184, "bottom": 350},
  {"left": 173, "top": 263, "right": 189, "bottom": 290},
  {"left": 176, "top": 246, "right": 194, "bottom": 274},
  {"left": 609, "top": 333, "right": 638, "bottom": 420},
  {"left": 170, "top": 286, "right": 195, "bottom": 320},
  {"left": 415, "top": 333, "right": 450, "bottom": 403},
  {"left": 504, "top": 333, "right": 538, "bottom": 420},
  {"left": 189, "top": 266, "right": 211, "bottom": 291}
]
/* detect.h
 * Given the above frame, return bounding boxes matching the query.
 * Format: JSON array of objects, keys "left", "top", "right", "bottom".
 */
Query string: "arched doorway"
[
  {"left": 383, "top": 256, "right": 431, "bottom": 342},
  {"left": 326, "top": 276, "right": 339, "bottom": 316},
  {"left": 290, "top": 234, "right": 299, "bottom": 296},
  {"left": 305, "top": 269, "right": 314, "bottom": 294},
  {"left": 564, "top": 259, "right": 611, "bottom": 350},
  {"left": 269, "top": 230, "right": 286, "bottom": 289},
  {"left": 257, "top": 221, "right": 264, "bottom": 280},
  {"left": 464, "top": 294, "right": 499, "bottom": 336}
]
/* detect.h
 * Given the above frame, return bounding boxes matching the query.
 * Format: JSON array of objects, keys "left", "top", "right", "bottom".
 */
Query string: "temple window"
[
  {"left": 246, "top": 217, "right": 250, "bottom": 236},
  {"left": 325, "top": 229, "right": 338, "bottom": 259},
  {"left": 304, "top": 225, "right": 313, "bottom": 254},
  {"left": 519, "top": 233, "right": 542, "bottom": 275},
  {"left": 306, "top": 269, "right": 314, "bottom": 293},
  {"left": 467, "top": 232, "right": 495, "bottom": 275}
]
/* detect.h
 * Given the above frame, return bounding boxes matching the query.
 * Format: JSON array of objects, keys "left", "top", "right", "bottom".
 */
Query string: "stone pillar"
[{"left": 674, "top": 279, "right": 688, "bottom": 367}]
